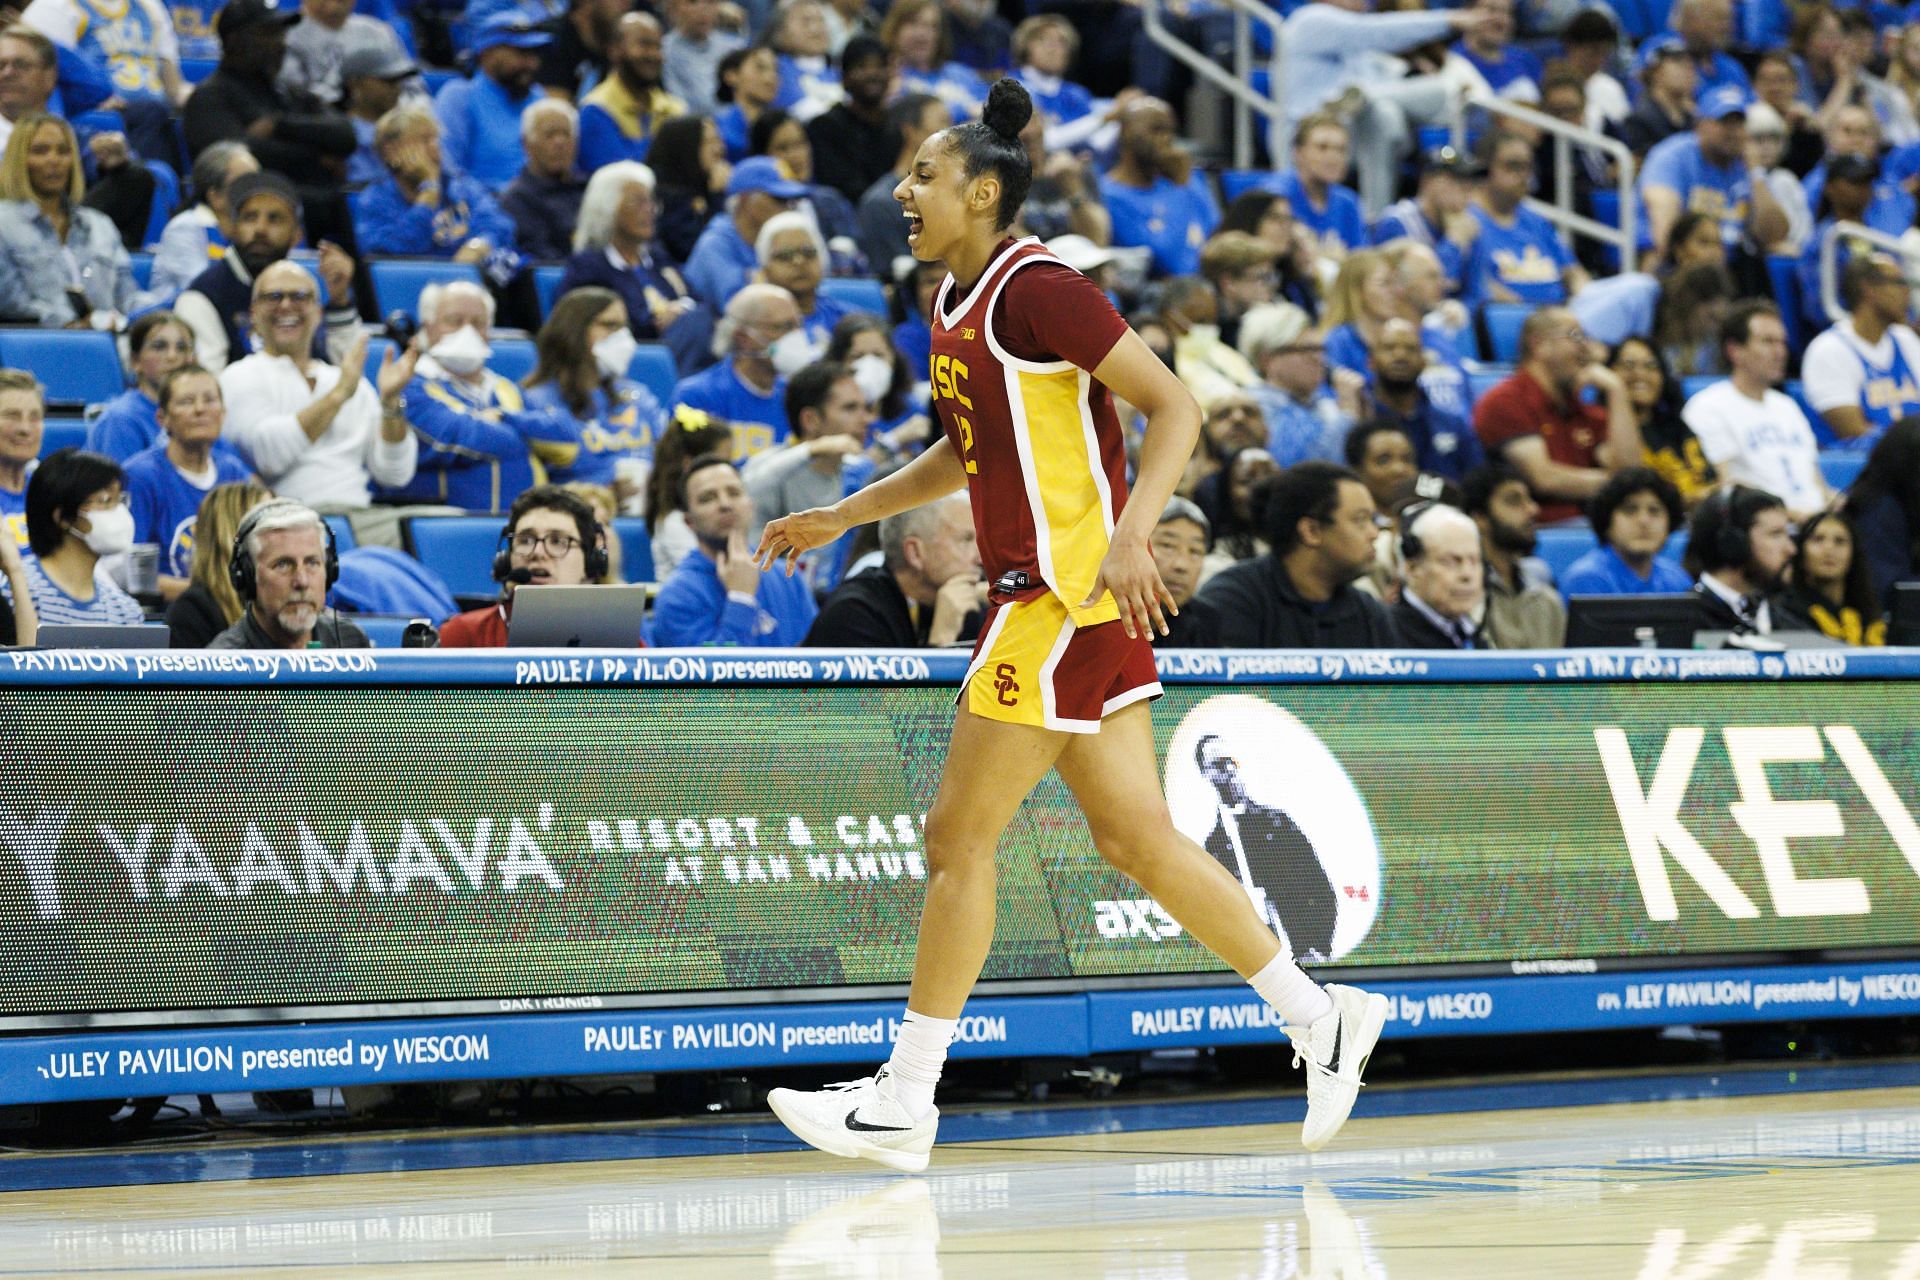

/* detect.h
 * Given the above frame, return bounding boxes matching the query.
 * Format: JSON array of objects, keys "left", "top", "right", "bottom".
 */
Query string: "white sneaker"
[
  {"left": 1288, "top": 984, "right": 1389, "bottom": 1152},
  {"left": 767, "top": 1068, "right": 939, "bottom": 1173}
]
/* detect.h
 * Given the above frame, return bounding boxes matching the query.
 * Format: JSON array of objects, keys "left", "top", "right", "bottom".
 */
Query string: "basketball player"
[{"left": 755, "top": 79, "right": 1388, "bottom": 1173}]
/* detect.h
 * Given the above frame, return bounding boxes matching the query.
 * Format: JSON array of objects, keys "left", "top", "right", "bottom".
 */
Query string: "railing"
[
  {"left": 1452, "top": 95, "right": 1638, "bottom": 264},
  {"left": 1818, "top": 218, "right": 1920, "bottom": 326},
  {"left": 1139, "top": 0, "right": 1286, "bottom": 170}
]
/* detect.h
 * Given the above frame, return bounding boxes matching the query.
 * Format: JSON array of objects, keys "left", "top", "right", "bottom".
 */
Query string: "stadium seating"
[
  {"left": 40, "top": 418, "right": 86, "bottom": 457},
  {"left": 0, "top": 331, "right": 125, "bottom": 410},
  {"left": 356, "top": 616, "right": 417, "bottom": 647},
  {"left": 534, "top": 266, "right": 566, "bottom": 319},
  {"left": 369, "top": 260, "right": 483, "bottom": 320},
  {"left": 490, "top": 337, "right": 537, "bottom": 384},
  {"left": 629, "top": 344, "right": 677, "bottom": 405},
  {"left": 818, "top": 277, "right": 887, "bottom": 317},
  {"left": 1820, "top": 451, "right": 1867, "bottom": 491},
  {"left": 1483, "top": 304, "right": 1530, "bottom": 364},
  {"left": 129, "top": 253, "right": 153, "bottom": 292},
  {"left": 323, "top": 516, "right": 357, "bottom": 555},
  {"left": 611, "top": 517, "right": 656, "bottom": 583},
  {"left": 401, "top": 516, "right": 504, "bottom": 600}
]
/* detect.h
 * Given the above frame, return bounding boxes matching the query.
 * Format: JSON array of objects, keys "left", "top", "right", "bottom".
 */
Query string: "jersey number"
[{"left": 932, "top": 354, "right": 979, "bottom": 475}]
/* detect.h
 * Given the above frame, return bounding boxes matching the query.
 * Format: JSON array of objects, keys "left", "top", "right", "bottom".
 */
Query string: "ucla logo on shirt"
[
  {"left": 169, "top": 517, "right": 196, "bottom": 577},
  {"left": 1864, "top": 377, "right": 1920, "bottom": 412},
  {"left": 431, "top": 202, "right": 475, "bottom": 252},
  {"left": 580, "top": 404, "right": 652, "bottom": 456},
  {"left": 1492, "top": 246, "right": 1562, "bottom": 286},
  {"left": 88, "top": 0, "right": 165, "bottom": 96},
  {"left": 730, "top": 422, "right": 777, "bottom": 457}
]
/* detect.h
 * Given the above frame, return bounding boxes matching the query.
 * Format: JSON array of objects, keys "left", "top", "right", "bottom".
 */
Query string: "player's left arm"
[{"left": 1086, "top": 328, "right": 1202, "bottom": 640}]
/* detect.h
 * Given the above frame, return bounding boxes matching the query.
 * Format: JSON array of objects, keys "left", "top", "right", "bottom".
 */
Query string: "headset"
[
  {"left": 1398, "top": 499, "right": 1441, "bottom": 565},
  {"left": 230, "top": 500, "right": 339, "bottom": 602},
  {"left": 1701, "top": 485, "right": 1763, "bottom": 572},
  {"left": 490, "top": 492, "right": 609, "bottom": 584}
]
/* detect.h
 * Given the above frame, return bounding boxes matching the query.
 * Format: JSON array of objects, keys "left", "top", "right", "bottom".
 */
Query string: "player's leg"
[
  {"left": 1054, "top": 701, "right": 1388, "bottom": 1150},
  {"left": 767, "top": 704, "right": 1068, "bottom": 1172}
]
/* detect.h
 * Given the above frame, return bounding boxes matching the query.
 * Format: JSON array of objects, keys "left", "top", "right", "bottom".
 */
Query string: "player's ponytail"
[{"left": 948, "top": 78, "right": 1034, "bottom": 231}]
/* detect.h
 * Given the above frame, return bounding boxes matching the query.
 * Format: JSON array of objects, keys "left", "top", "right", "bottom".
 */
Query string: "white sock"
[
  {"left": 1250, "top": 951, "right": 1334, "bottom": 1027},
  {"left": 884, "top": 1009, "right": 956, "bottom": 1120}
]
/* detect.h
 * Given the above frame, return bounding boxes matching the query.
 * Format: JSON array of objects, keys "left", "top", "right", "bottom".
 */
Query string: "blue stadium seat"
[
  {"left": 1482, "top": 303, "right": 1530, "bottom": 364},
  {"left": 1820, "top": 450, "right": 1867, "bottom": 491},
  {"left": 323, "top": 515, "right": 357, "bottom": 554},
  {"left": 629, "top": 344, "right": 677, "bottom": 404},
  {"left": 1680, "top": 374, "right": 1715, "bottom": 401},
  {"left": 180, "top": 57, "right": 218, "bottom": 83},
  {"left": 490, "top": 337, "right": 537, "bottom": 384},
  {"left": 611, "top": 516, "right": 656, "bottom": 583},
  {"left": 0, "top": 330, "right": 125, "bottom": 408},
  {"left": 402, "top": 516, "right": 506, "bottom": 599},
  {"left": 355, "top": 616, "right": 415, "bottom": 647},
  {"left": 40, "top": 418, "right": 87, "bottom": 457},
  {"left": 1590, "top": 189, "right": 1621, "bottom": 273},
  {"left": 1468, "top": 369, "right": 1508, "bottom": 407},
  {"left": 1767, "top": 256, "right": 1805, "bottom": 356},
  {"left": 369, "top": 260, "right": 482, "bottom": 319},
  {"left": 1664, "top": 529, "right": 1689, "bottom": 566},
  {"left": 819, "top": 277, "right": 887, "bottom": 317},
  {"left": 1534, "top": 526, "right": 1598, "bottom": 582},
  {"left": 129, "top": 252, "right": 153, "bottom": 291},
  {"left": 1220, "top": 170, "right": 1281, "bottom": 202},
  {"left": 534, "top": 265, "right": 566, "bottom": 318}
]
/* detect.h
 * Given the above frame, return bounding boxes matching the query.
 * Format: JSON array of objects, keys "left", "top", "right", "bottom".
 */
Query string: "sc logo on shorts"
[{"left": 993, "top": 663, "right": 1020, "bottom": 706}]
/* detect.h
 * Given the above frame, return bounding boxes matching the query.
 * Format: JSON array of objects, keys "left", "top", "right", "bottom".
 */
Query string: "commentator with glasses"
[
  {"left": 438, "top": 485, "right": 618, "bottom": 648},
  {"left": 207, "top": 498, "right": 369, "bottom": 649}
]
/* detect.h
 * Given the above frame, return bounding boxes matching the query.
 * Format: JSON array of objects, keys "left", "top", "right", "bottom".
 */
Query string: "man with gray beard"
[{"left": 207, "top": 498, "right": 369, "bottom": 648}]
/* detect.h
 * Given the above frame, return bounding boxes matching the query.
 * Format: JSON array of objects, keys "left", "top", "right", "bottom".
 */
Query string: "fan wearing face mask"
[
  {"left": 669, "top": 282, "right": 806, "bottom": 460},
  {"left": 2, "top": 449, "right": 147, "bottom": 627},
  {"left": 376, "top": 281, "right": 583, "bottom": 514},
  {"left": 522, "top": 285, "right": 669, "bottom": 513}
]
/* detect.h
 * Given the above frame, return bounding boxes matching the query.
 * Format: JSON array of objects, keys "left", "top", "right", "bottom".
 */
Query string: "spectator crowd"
[{"left": 4, "top": 0, "right": 1920, "bottom": 655}]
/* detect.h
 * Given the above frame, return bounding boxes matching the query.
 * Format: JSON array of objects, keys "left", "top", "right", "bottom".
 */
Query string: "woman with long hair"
[
  {"left": 1845, "top": 414, "right": 1920, "bottom": 602},
  {"left": 749, "top": 108, "right": 860, "bottom": 248},
  {"left": 757, "top": 78, "right": 1384, "bottom": 1172},
  {"left": 649, "top": 115, "right": 732, "bottom": 262},
  {"left": 1786, "top": 508, "right": 1885, "bottom": 644},
  {"left": 0, "top": 113, "right": 137, "bottom": 326},
  {"left": 1219, "top": 190, "right": 1321, "bottom": 317},
  {"left": 558, "top": 162, "right": 700, "bottom": 348},
  {"left": 84, "top": 312, "right": 198, "bottom": 461},
  {"left": 1649, "top": 263, "right": 1735, "bottom": 377},
  {"left": 165, "top": 479, "right": 274, "bottom": 648},
  {"left": 879, "top": 0, "right": 985, "bottom": 122},
  {"left": 1609, "top": 337, "right": 1717, "bottom": 508},
  {"left": 523, "top": 287, "right": 665, "bottom": 512}
]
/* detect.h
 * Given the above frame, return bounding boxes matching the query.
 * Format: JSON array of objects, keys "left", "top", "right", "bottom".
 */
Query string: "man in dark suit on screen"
[{"left": 1196, "top": 734, "right": 1340, "bottom": 961}]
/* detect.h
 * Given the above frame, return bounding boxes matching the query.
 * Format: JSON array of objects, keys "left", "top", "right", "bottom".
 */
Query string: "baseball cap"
[
  {"left": 227, "top": 171, "right": 302, "bottom": 220},
  {"left": 341, "top": 42, "right": 418, "bottom": 82},
  {"left": 215, "top": 0, "right": 299, "bottom": 39},
  {"left": 1697, "top": 84, "right": 1751, "bottom": 120},
  {"left": 726, "top": 156, "right": 810, "bottom": 200},
  {"left": 1422, "top": 144, "right": 1482, "bottom": 179},
  {"left": 471, "top": 10, "right": 554, "bottom": 53},
  {"left": 1632, "top": 33, "right": 1687, "bottom": 80}
]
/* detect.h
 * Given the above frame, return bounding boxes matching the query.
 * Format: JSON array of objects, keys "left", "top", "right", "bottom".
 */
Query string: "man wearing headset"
[
  {"left": 438, "top": 485, "right": 622, "bottom": 647},
  {"left": 1686, "top": 484, "right": 1812, "bottom": 636},
  {"left": 207, "top": 497, "right": 370, "bottom": 648},
  {"left": 1390, "top": 501, "right": 1490, "bottom": 649}
]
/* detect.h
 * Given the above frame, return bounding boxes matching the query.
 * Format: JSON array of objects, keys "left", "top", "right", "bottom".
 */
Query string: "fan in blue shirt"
[
  {"left": 351, "top": 110, "right": 520, "bottom": 261},
  {"left": 1463, "top": 134, "right": 1584, "bottom": 307},
  {"left": 86, "top": 312, "right": 201, "bottom": 462},
  {"left": 432, "top": 14, "right": 551, "bottom": 188},
  {"left": 1098, "top": 97, "right": 1221, "bottom": 277},
  {"left": 647, "top": 456, "right": 817, "bottom": 645},
  {"left": 1557, "top": 467, "right": 1693, "bottom": 598},
  {"left": 1451, "top": 0, "right": 1544, "bottom": 103},
  {"left": 123, "top": 368, "right": 254, "bottom": 586},
  {"left": 671, "top": 282, "right": 799, "bottom": 459},
  {"left": 1639, "top": 86, "right": 1788, "bottom": 259}
]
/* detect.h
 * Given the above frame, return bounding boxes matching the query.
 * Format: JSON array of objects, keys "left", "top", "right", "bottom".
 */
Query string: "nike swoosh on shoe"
[{"left": 845, "top": 1112, "right": 911, "bottom": 1133}]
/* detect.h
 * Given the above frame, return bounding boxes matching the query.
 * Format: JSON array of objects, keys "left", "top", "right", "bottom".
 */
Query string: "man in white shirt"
[
  {"left": 1681, "top": 299, "right": 1832, "bottom": 520},
  {"left": 1800, "top": 254, "right": 1920, "bottom": 451},
  {"left": 221, "top": 261, "right": 419, "bottom": 511}
]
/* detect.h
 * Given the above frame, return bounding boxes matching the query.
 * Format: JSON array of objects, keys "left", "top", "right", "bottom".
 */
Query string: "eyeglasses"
[
  {"left": 769, "top": 246, "right": 820, "bottom": 264},
  {"left": 512, "top": 530, "right": 583, "bottom": 556},
  {"left": 258, "top": 290, "right": 316, "bottom": 307},
  {"left": 0, "top": 57, "right": 46, "bottom": 73}
]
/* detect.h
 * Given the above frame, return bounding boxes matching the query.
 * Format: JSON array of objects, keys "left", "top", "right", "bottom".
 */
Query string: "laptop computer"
[
  {"left": 38, "top": 624, "right": 171, "bottom": 649},
  {"left": 505, "top": 585, "right": 650, "bottom": 648}
]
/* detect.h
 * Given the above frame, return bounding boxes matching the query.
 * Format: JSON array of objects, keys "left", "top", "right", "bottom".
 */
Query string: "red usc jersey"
[{"left": 929, "top": 237, "right": 1132, "bottom": 628}]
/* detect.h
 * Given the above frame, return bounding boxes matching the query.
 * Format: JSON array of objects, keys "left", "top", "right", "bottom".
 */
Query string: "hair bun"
[{"left": 982, "top": 78, "right": 1033, "bottom": 142}]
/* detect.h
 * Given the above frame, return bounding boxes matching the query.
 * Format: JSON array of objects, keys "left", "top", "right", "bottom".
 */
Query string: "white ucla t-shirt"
[{"left": 1681, "top": 380, "right": 1828, "bottom": 513}]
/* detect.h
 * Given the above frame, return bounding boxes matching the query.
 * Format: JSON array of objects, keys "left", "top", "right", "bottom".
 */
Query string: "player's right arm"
[{"left": 755, "top": 436, "right": 968, "bottom": 574}]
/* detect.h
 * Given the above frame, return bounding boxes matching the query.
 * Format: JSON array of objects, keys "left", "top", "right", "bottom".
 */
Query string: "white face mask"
[
  {"left": 592, "top": 327, "right": 639, "bottom": 380},
  {"left": 850, "top": 353, "right": 894, "bottom": 404},
  {"left": 769, "top": 329, "right": 820, "bottom": 378},
  {"left": 76, "top": 504, "right": 134, "bottom": 557},
  {"left": 429, "top": 324, "right": 492, "bottom": 376}
]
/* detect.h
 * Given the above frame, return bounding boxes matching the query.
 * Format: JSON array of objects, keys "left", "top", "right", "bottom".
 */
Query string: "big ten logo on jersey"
[
  {"left": 931, "top": 354, "right": 978, "bottom": 474},
  {"left": 582, "top": 404, "right": 653, "bottom": 457}
]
